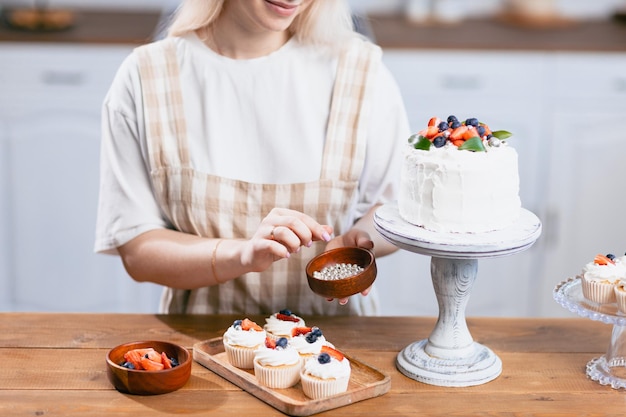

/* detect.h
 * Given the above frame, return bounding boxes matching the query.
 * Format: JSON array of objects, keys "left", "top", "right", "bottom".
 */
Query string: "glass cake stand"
[
  {"left": 374, "top": 203, "right": 541, "bottom": 387},
  {"left": 554, "top": 276, "right": 626, "bottom": 389}
]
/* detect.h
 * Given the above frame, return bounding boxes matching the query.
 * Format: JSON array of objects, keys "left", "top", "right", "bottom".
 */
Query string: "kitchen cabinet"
[{"left": 0, "top": 43, "right": 163, "bottom": 312}]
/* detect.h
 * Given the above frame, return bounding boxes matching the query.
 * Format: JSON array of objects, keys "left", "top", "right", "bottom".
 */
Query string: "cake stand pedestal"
[
  {"left": 554, "top": 277, "right": 626, "bottom": 389},
  {"left": 374, "top": 203, "right": 541, "bottom": 387}
]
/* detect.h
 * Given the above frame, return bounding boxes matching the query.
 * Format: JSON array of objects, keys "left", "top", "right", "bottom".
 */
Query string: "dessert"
[
  {"left": 253, "top": 337, "right": 302, "bottom": 389},
  {"left": 398, "top": 115, "right": 521, "bottom": 233},
  {"left": 581, "top": 254, "right": 626, "bottom": 304},
  {"left": 615, "top": 278, "right": 626, "bottom": 314},
  {"left": 290, "top": 326, "right": 333, "bottom": 363},
  {"left": 264, "top": 309, "right": 305, "bottom": 340},
  {"left": 222, "top": 318, "right": 266, "bottom": 369},
  {"left": 300, "top": 345, "right": 351, "bottom": 399}
]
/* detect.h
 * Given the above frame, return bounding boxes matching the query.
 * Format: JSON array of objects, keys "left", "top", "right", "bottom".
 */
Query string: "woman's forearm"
[{"left": 118, "top": 229, "right": 249, "bottom": 289}]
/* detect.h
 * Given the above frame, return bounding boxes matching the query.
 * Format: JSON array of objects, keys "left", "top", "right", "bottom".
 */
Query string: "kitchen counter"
[
  {"left": 368, "top": 14, "right": 626, "bottom": 52},
  {"left": 0, "top": 313, "right": 623, "bottom": 416},
  {"left": 0, "top": 9, "right": 161, "bottom": 44}
]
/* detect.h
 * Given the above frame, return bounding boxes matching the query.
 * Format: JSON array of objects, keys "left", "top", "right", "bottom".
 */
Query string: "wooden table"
[{"left": 0, "top": 313, "right": 622, "bottom": 416}]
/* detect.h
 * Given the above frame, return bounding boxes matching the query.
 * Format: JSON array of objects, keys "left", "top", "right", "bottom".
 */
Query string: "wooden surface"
[
  {"left": 0, "top": 313, "right": 623, "bottom": 416},
  {"left": 368, "top": 14, "right": 626, "bottom": 52},
  {"left": 0, "top": 9, "right": 161, "bottom": 44},
  {"left": 193, "top": 337, "right": 390, "bottom": 416}
]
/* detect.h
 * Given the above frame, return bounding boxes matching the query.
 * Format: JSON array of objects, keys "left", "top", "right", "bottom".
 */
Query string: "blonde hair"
[{"left": 167, "top": 0, "right": 357, "bottom": 49}]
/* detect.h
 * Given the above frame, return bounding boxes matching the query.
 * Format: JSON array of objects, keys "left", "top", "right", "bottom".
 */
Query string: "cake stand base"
[
  {"left": 375, "top": 204, "right": 541, "bottom": 388},
  {"left": 396, "top": 339, "right": 502, "bottom": 387}
]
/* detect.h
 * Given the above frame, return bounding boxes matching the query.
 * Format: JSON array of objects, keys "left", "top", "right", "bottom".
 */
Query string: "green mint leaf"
[
  {"left": 491, "top": 130, "right": 512, "bottom": 140},
  {"left": 458, "top": 136, "right": 486, "bottom": 152},
  {"left": 414, "top": 135, "right": 432, "bottom": 150}
]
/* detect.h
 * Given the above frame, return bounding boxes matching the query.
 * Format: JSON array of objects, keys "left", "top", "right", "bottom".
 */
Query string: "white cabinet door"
[{"left": 0, "top": 43, "right": 163, "bottom": 312}]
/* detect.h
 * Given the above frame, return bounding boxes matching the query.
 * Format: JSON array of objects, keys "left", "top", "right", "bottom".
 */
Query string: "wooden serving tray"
[{"left": 193, "top": 338, "right": 391, "bottom": 416}]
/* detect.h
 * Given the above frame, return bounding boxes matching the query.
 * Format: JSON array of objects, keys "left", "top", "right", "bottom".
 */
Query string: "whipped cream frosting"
[
  {"left": 254, "top": 345, "right": 300, "bottom": 367},
  {"left": 223, "top": 325, "right": 266, "bottom": 348},
  {"left": 264, "top": 314, "right": 305, "bottom": 337},
  {"left": 290, "top": 334, "right": 331, "bottom": 355},
  {"left": 398, "top": 143, "right": 521, "bottom": 233},
  {"left": 582, "top": 259, "right": 626, "bottom": 282},
  {"left": 303, "top": 356, "right": 351, "bottom": 380}
]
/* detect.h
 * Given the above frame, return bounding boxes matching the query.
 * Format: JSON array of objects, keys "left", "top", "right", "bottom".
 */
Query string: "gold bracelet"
[{"left": 211, "top": 239, "right": 223, "bottom": 284}]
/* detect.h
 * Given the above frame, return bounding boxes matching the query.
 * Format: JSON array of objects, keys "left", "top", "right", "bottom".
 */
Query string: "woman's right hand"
[{"left": 240, "top": 208, "right": 333, "bottom": 272}]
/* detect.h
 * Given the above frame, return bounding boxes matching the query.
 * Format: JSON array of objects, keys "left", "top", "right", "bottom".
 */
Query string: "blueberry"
[
  {"left": 433, "top": 136, "right": 446, "bottom": 148},
  {"left": 318, "top": 353, "right": 331, "bottom": 364},
  {"left": 476, "top": 125, "right": 486, "bottom": 137},
  {"left": 608, "top": 254, "right": 616, "bottom": 260},
  {"left": 279, "top": 309, "right": 292, "bottom": 316},
  {"left": 276, "top": 337, "right": 289, "bottom": 349},
  {"left": 447, "top": 115, "right": 458, "bottom": 124},
  {"left": 233, "top": 319, "right": 242, "bottom": 328},
  {"left": 121, "top": 361, "right": 135, "bottom": 369},
  {"left": 465, "top": 118, "right": 479, "bottom": 127},
  {"left": 305, "top": 333, "right": 318, "bottom": 344},
  {"left": 170, "top": 357, "right": 179, "bottom": 367},
  {"left": 311, "top": 327, "right": 323, "bottom": 337},
  {"left": 437, "top": 121, "right": 449, "bottom": 132},
  {"left": 450, "top": 120, "right": 461, "bottom": 129}
]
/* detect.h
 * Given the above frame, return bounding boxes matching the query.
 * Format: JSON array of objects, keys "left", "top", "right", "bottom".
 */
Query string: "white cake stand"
[
  {"left": 374, "top": 203, "right": 542, "bottom": 387},
  {"left": 554, "top": 277, "right": 626, "bottom": 389}
]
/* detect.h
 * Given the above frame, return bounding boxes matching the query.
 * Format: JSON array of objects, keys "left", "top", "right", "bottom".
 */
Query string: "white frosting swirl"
[
  {"left": 290, "top": 334, "right": 331, "bottom": 355},
  {"left": 582, "top": 258, "right": 626, "bottom": 282},
  {"left": 223, "top": 325, "right": 266, "bottom": 348},
  {"left": 254, "top": 345, "right": 300, "bottom": 367},
  {"left": 264, "top": 314, "right": 305, "bottom": 337},
  {"left": 303, "top": 356, "right": 351, "bottom": 380}
]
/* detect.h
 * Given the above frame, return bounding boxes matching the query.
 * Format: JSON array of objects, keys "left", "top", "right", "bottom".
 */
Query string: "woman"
[{"left": 95, "top": 0, "right": 410, "bottom": 315}]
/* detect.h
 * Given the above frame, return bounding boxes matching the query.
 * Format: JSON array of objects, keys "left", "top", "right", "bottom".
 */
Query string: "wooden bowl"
[
  {"left": 306, "top": 247, "right": 377, "bottom": 299},
  {"left": 106, "top": 340, "right": 191, "bottom": 395}
]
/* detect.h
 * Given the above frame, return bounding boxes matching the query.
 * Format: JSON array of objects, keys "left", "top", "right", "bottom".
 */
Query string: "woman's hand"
[
  {"left": 240, "top": 208, "right": 333, "bottom": 272},
  {"left": 323, "top": 228, "right": 375, "bottom": 305}
]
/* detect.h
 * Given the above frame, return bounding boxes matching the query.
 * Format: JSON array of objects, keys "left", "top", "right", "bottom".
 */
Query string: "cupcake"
[
  {"left": 581, "top": 254, "right": 626, "bottom": 304},
  {"left": 253, "top": 337, "right": 302, "bottom": 389},
  {"left": 290, "top": 326, "right": 333, "bottom": 363},
  {"left": 264, "top": 309, "right": 305, "bottom": 340},
  {"left": 222, "top": 318, "right": 266, "bottom": 369},
  {"left": 615, "top": 279, "right": 626, "bottom": 314},
  {"left": 300, "top": 345, "right": 351, "bottom": 399}
]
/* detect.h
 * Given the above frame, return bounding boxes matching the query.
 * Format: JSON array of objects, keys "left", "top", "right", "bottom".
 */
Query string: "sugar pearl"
[{"left": 313, "top": 263, "right": 364, "bottom": 280}]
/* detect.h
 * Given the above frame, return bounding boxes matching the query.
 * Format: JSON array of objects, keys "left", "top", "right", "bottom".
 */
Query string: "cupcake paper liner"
[
  {"left": 253, "top": 359, "right": 301, "bottom": 389},
  {"left": 615, "top": 287, "right": 626, "bottom": 314},
  {"left": 581, "top": 278, "right": 616, "bottom": 304},
  {"left": 300, "top": 372, "right": 350, "bottom": 399},
  {"left": 223, "top": 343, "right": 258, "bottom": 369}
]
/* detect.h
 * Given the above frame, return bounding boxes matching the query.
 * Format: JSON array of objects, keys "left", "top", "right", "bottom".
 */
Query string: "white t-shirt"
[{"left": 95, "top": 33, "right": 410, "bottom": 254}]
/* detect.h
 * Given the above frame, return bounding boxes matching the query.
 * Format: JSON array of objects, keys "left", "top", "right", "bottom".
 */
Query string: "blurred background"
[{"left": 1, "top": 0, "right": 625, "bottom": 316}]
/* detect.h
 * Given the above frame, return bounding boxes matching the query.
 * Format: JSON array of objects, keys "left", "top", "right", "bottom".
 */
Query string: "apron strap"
[
  {"left": 321, "top": 38, "right": 382, "bottom": 182},
  {"left": 135, "top": 39, "right": 190, "bottom": 170}
]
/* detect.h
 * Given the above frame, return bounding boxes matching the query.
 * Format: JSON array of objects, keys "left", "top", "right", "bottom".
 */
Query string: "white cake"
[{"left": 398, "top": 115, "right": 521, "bottom": 234}]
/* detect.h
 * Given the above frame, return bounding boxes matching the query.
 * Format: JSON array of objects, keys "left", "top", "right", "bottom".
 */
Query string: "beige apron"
[{"left": 135, "top": 36, "right": 381, "bottom": 315}]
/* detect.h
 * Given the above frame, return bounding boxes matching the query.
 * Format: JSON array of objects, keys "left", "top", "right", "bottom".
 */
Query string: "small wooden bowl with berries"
[
  {"left": 305, "top": 247, "right": 377, "bottom": 299},
  {"left": 106, "top": 340, "right": 191, "bottom": 395}
]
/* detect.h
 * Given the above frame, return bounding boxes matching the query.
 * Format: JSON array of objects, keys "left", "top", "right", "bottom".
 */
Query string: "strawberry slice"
[
  {"left": 427, "top": 116, "right": 441, "bottom": 127},
  {"left": 140, "top": 357, "right": 165, "bottom": 371},
  {"left": 241, "top": 318, "right": 263, "bottom": 331},
  {"left": 594, "top": 254, "right": 615, "bottom": 265},
  {"left": 292, "top": 326, "right": 313, "bottom": 337},
  {"left": 276, "top": 313, "right": 300, "bottom": 322},
  {"left": 449, "top": 125, "right": 469, "bottom": 141},
  {"left": 265, "top": 337, "right": 277, "bottom": 349},
  {"left": 161, "top": 352, "right": 173, "bottom": 369},
  {"left": 462, "top": 126, "right": 479, "bottom": 140},
  {"left": 321, "top": 345, "right": 344, "bottom": 361},
  {"left": 124, "top": 349, "right": 154, "bottom": 370}
]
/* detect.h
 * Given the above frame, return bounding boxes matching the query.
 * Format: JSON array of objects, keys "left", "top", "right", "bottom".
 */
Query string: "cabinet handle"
[
  {"left": 41, "top": 70, "right": 84, "bottom": 86},
  {"left": 440, "top": 74, "right": 482, "bottom": 90}
]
